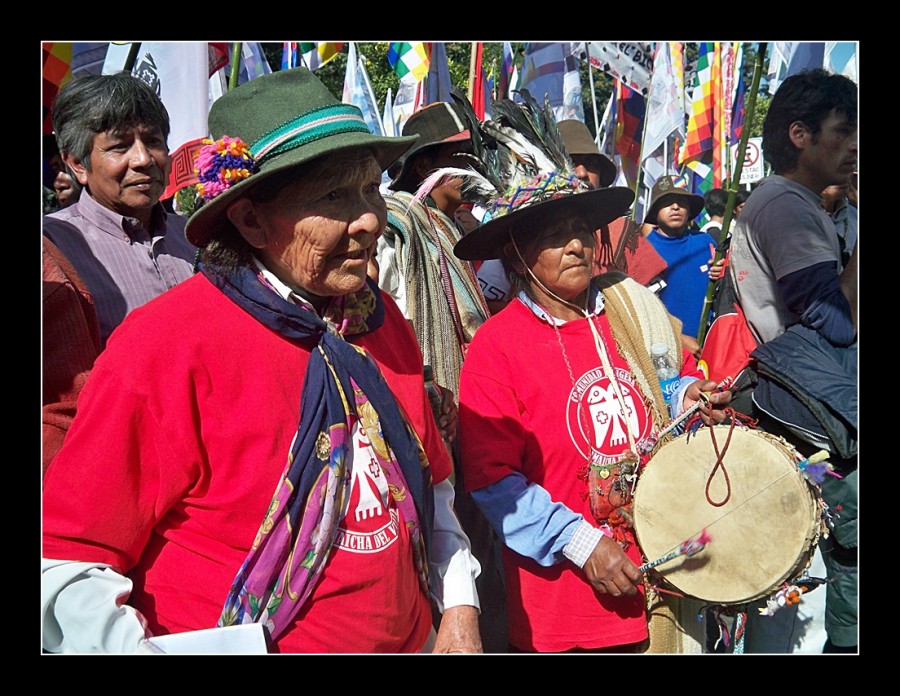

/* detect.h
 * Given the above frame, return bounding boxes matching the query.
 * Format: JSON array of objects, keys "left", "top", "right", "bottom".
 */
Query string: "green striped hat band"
[{"left": 251, "top": 103, "right": 370, "bottom": 164}]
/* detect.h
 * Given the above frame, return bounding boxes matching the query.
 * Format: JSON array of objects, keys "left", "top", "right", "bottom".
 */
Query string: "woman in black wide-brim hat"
[
  {"left": 42, "top": 67, "right": 483, "bottom": 655},
  {"left": 453, "top": 165, "right": 733, "bottom": 653}
]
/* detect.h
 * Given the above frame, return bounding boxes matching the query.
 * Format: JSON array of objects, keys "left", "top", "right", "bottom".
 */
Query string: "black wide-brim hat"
[
  {"left": 185, "top": 67, "right": 419, "bottom": 247},
  {"left": 643, "top": 175, "right": 705, "bottom": 226},
  {"left": 453, "top": 180, "right": 635, "bottom": 261}
]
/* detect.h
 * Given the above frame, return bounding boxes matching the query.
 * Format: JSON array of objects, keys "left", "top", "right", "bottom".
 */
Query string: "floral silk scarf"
[{"left": 202, "top": 262, "right": 434, "bottom": 642}]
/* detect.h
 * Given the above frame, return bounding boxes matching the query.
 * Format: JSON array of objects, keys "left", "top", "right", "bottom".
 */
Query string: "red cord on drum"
[{"left": 705, "top": 412, "right": 737, "bottom": 507}]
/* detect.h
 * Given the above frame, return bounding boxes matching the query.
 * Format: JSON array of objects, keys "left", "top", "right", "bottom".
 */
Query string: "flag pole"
[
  {"left": 124, "top": 42, "right": 142, "bottom": 73},
  {"left": 597, "top": 88, "right": 613, "bottom": 153},
  {"left": 228, "top": 43, "right": 243, "bottom": 91},
  {"left": 586, "top": 43, "right": 601, "bottom": 139},
  {"left": 697, "top": 42, "right": 768, "bottom": 347},
  {"left": 468, "top": 42, "right": 478, "bottom": 103}
]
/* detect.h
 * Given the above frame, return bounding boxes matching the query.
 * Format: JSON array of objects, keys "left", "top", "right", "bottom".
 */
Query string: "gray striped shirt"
[{"left": 43, "top": 192, "right": 197, "bottom": 348}]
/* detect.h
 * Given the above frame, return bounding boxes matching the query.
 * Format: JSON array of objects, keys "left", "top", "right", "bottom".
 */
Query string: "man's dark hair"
[
  {"left": 52, "top": 72, "right": 171, "bottom": 171},
  {"left": 763, "top": 68, "right": 857, "bottom": 174},
  {"left": 703, "top": 188, "right": 729, "bottom": 218}
]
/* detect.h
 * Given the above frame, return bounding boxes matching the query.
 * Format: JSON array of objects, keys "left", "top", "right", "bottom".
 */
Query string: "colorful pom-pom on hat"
[{"left": 185, "top": 67, "right": 419, "bottom": 248}]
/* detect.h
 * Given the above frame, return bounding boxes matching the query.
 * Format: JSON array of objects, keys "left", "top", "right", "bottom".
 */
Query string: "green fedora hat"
[{"left": 186, "top": 66, "right": 419, "bottom": 247}]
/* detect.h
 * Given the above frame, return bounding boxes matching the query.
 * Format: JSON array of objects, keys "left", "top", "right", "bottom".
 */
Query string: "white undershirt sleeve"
[
  {"left": 427, "top": 479, "right": 482, "bottom": 614},
  {"left": 42, "top": 558, "right": 163, "bottom": 654}
]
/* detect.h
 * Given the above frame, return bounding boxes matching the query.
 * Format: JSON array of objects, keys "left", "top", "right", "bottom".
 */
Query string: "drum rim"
[{"left": 633, "top": 426, "right": 821, "bottom": 604}]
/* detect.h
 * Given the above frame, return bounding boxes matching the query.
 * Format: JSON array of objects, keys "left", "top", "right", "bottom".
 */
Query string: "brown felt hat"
[
  {"left": 388, "top": 101, "right": 471, "bottom": 191},
  {"left": 557, "top": 119, "right": 617, "bottom": 189},
  {"left": 643, "top": 175, "right": 705, "bottom": 226}
]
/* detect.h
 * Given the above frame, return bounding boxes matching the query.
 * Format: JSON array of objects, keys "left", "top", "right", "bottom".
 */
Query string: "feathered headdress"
[
  {"left": 411, "top": 87, "right": 577, "bottom": 208},
  {"left": 413, "top": 88, "right": 634, "bottom": 261}
]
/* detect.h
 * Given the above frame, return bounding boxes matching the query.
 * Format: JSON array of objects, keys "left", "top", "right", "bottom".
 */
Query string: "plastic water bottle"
[
  {"left": 423, "top": 365, "right": 443, "bottom": 422},
  {"left": 651, "top": 342, "right": 680, "bottom": 406}
]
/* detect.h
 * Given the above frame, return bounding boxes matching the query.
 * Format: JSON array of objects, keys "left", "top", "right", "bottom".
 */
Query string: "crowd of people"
[{"left": 41, "top": 63, "right": 857, "bottom": 654}]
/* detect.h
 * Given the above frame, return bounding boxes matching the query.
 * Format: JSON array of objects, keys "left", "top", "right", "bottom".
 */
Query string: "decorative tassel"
[{"left": 798, "top": 450, "right": 841, "bottom": 484}]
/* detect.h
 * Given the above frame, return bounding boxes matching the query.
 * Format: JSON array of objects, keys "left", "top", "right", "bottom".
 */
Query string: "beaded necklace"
[{"left": 512, "top": 238, "right": 643, "bottom": 543}]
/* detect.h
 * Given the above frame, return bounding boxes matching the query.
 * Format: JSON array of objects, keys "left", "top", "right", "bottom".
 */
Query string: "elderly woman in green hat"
[
  {"left": 453, "top": 164, "right": 732, "bottom": 653},
  {"left": 42, "top": 67, "right": 483, "bottom": 654}
]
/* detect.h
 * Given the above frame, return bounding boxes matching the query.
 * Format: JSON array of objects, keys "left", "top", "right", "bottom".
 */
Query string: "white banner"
[{"left": 582, "top": 42, "right": 654, "bottom": 96}]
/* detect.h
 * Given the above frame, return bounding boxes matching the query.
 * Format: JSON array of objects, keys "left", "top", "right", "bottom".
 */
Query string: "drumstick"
[
  {"left": 639, "top": 529, "right": 712, "bottom": 573},
  {"left": 638, "top": 377, "right": 734, "bottom": 455}
]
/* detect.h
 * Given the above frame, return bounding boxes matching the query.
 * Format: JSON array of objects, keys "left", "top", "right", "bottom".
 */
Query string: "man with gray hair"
[{"left": 43, "top": 73, "right": 197, "bottom": 348}]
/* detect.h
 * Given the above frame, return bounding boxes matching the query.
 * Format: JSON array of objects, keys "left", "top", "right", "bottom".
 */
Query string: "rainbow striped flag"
[
  {"left": 681, "top": 43, "right": 715, "bottom": 164},
  {"left": 388, "top": 42, "right": 430, "bottom": 82},
  {"left": 680, "top": 42, "right": 726, "bottom": 192}
]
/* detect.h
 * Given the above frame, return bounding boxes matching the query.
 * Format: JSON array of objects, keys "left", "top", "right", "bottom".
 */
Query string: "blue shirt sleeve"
[
  {"left": 777, "top": 262, "right": 855, "bottom": 346},
  {"left": 469, "top": 472, "right": 582, "bottom": 567}
]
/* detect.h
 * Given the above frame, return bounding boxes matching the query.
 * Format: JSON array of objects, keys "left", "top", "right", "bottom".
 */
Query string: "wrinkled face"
[
  {"left": 69, "top": 124, "right": 170, "bottom": 219},
  {"left": 520, "top": 215, "right": 597, "bottom": 306},
  {"left": 654, "top": 195, "right": 693, "bottom": 236},
  {"left": 251, "top": 155, "right": 386, "bottom": 298}
]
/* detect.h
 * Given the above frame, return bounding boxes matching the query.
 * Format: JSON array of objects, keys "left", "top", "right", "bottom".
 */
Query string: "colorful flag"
[
  {"left": 236, "top": 42, "right": 272, "bottom": 83},
  {"left": 615, "top": 81, "right": 645, "bottom": 190},
  {"left": 43, "top": 42, "right": 73, "bottom": 134},
  {"left": 679, "top": 42, "right": 724, "bottom": 191},
  {"left": 471, "top": 43, "right": 486, "bottom": 120},
  {"left": 342, "top": 43, "right": 385, "bottom": 137},
  {"left": 519, "top": 42, "right": 565, "bottom": 103},
  {"left": 729, "top": 43, "right": 746, "bottom": 144},
  {"left": 283, "top": 42, "right": 343, "bottom": 71},
  {"left": 388, "top": 42, "right": 430, "bottom": 81},
  {"left": 519, "top": 42, "right": 583, "bottom": 122},
  {"left": 282, "top": 42, "right": 299, "bottom": 69},
  {"left": 681, "top": 42, "right": 715, "bottom": 165},
  {"left": 129, "top": 42, "right": 210, "bottom": 199},
  {"left": 499, "top": 42, "right": 515, "bottom": 100},
  {"left": 484, "top": 56, "right": 494, "bottom": 119},
  {"left": 582, "top": 42, "right": 655, "bottom": 96},
  {"left": 680, "top": 42, "right": 726, "bottom": 193},
  {"left": 425, "top": 42, "right": 453, "bottom": 106}
]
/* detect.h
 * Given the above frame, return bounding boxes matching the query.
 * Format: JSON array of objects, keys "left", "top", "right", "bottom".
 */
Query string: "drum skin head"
[{"left": 634, "top": 427, "right": 819, "bottom": 604}]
